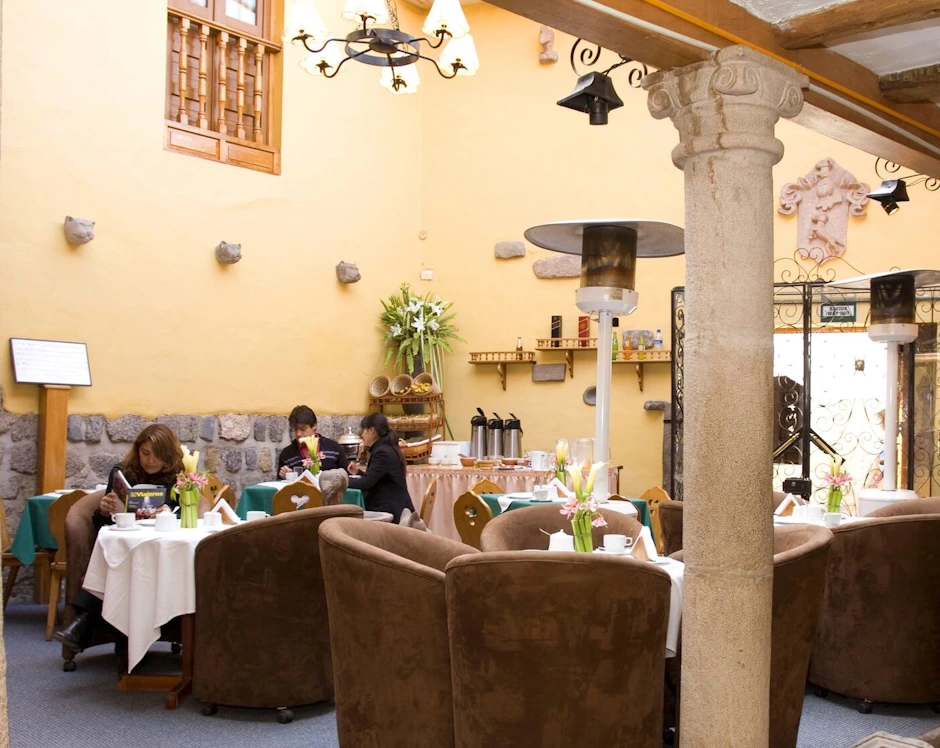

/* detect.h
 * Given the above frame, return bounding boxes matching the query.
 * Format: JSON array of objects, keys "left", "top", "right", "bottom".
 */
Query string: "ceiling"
[{"left": 483, "top": 0, "right": 940, "bottom": 179}]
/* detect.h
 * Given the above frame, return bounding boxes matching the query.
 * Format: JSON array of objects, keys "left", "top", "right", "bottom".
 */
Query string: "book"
[{"left": 105, "top": 468, "right": 167, "bottom": 513}]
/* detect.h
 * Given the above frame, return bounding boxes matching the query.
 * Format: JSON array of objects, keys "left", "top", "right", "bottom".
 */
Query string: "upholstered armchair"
[
  {"left": 446, "top": 552, "right": 671, "bottom": 748},
  {"left": 318, "top": 517, "right": 479, "bottom": 747},
  {"left": 866, "top": 496, "right": 940, "bottom": 518},
  {"left": 193, "top": 504, "right": 363, "bottom": 722},
  {"left": 479, "top": 504, "right": 642, "bottom": 552},
  {"left": 769, "top": 525, "right": 833, "bottom": 748},
  {"left": 659, "top": 500, "right": 684, "bottom": 556},
  {"left": 809, "top": 515, "right": 940, "bottom": 711}
]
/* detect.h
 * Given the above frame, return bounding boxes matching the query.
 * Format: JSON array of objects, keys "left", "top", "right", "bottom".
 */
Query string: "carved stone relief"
[
  {"left": 538, "top": 26, "right": 558, "bottom": 65},
  {"left": 778, "top": 158, "right": 869, "bottom": 263}
]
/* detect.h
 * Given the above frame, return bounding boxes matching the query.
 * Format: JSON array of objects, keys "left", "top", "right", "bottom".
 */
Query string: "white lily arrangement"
[{"left": 560, "top": 461, "right": 608, "bottom": 552}]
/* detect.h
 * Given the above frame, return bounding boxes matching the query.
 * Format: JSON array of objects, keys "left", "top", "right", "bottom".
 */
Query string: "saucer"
[
  {"left": 596, "top": 547, "right": 630, "bottom": 555},
  {"left": 649, "top": 558, "right": 672, "bottom": 565},
  {"left": 137, "top": 519, "right": 156, "bottom": 526},
  {"left": 110, "top": 525, "right": 142, "bottom": 532}
]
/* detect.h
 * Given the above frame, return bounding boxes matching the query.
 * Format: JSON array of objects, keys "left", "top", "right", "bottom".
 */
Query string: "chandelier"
[{"left": 285, "top": 0, "right": 479, "bottom": 95}]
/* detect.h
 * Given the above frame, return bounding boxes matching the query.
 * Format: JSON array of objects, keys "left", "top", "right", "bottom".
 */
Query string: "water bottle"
[{"left": 654, "top": 329, "right": 663, "bottom": 349}]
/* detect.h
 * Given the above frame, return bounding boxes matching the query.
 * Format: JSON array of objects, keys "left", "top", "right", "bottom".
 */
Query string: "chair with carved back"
[
  {"left": 470, "top": 479, "right": 503, "bottom": 496},
  {"left": 420, "top": 479, "right": 438, "bottom": 526},
  {"left": 45, "top": 490, "right": 89, "bottom": 640},
  {"left": 640, "top": 486, "right": 671, "bottom": 554},
  {"left": 272, "top": 482, "right": 324, "bottom": 515},
  {"left": 453, "top": 491, "right": 493, "bottom": 550},
  {"left": 1, "top": 499, "right": 29, "bottom": 609},
  {"left": 204, "top": 484, "right": 238, "bottom": 513},
  {"left": 205, "top": 473, "right": 225, "bottom": 498}
]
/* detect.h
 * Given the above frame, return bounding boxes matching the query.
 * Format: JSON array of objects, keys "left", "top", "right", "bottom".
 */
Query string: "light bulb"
[
  {"left": 439, "top": 34, "right": 479, "bottom": 76},
  {"left": 341, "top": 0, "right": 390, "bottom": 25},
  {"left": 379, "top": 64, "right": 420, "bottom": 94},
  {"left": 423, "top": 0, "right": 469, "bottom": 39},
  {"left": 284, "top": 0, "right": 329, "bottom": 43}
]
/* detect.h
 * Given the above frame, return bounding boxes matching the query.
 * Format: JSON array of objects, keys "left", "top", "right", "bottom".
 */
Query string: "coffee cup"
[
  {"left": 603, "top": 534, "right": 630, "bottom": 553},
  {"left": 805, "top": 505, "right": 824, "bottom": 521},
  {"left": 114, "top": 512, "right": 136, "bottom": 529},
  {"left": 155, "top": 513, "right": 178, "bottom": 532},
  {"left": 824, "top": 512, "right": 842, "bottom": 528},
  {"left": 204, "top": 511, "right": 222, "bottom": 529},
  {"left": 246, "top": 511, "right": 268, "bottom": 521},
  {"left": 532, "top": 487, "right": 549, "bottom": 501},
  {"left": 285, "top": 471, "right": 298, "bottom": 482}
]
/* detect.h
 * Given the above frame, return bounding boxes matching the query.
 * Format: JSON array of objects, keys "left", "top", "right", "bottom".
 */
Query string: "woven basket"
[
  {"left": 412, "top": 372, "right": 439, "bottom": 395},
  {"left": 401, "top": 441, "right": 432, "bottom": 462},
  {"left": 390, "top": 374, "right": 413, "bottom": 396},
  {"left": 369, "top": 375, "right": 390, "bottom": 398}
]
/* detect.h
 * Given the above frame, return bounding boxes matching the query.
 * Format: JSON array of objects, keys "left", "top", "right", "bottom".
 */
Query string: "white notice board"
[{"left": 9, "top": 338, "right": 92, "bottom": 386}]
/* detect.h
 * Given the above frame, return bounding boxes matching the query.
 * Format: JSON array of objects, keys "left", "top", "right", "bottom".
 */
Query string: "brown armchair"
[
  {"left": 659, "top": 500, "right": 684, "bottom": 556},
  {"left": 809, "top": 515, "right": 940, "bottom": 711},
  {"left": 479, "top": 504, "right": 642, "bottom": 552},
  {"left": 866, "top": 496, "right": 940, "bottom": 518},
  {"left": 446, "top": 552, "right": 671, "bottom": 748},
  {"left": 318, "top": 517, "right": 479, "bottom": 748},
  {"left": 769, "top": 525, "right": 833, "bottom": 748},
  {"left": 193, "top": 504, "right": 363, "bottom": 722}
]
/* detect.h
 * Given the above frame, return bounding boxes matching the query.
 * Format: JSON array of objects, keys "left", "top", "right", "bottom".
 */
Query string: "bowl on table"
[{"left": 459, "top": 457, "right": 475, "bottom": 467}]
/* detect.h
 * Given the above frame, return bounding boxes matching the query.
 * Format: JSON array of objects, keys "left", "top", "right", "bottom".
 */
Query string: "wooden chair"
[
  {"left": 470, "top": 479, "right": 503, "bottom": 496},
  {"left": 45, "top": 490, "right": 89, "bottom": 640},
  {"left": 420, "top": 479, "right": 438, "bottom": 526},
  {"left": 205, "top": 483, "right": 237, "bottom": 512},
  {"left": 205, "top": 473, "right": 225, "bottom": 498},
  {"left": 272, "top": 482, "right": 323, "bottom": 516},
  {"left": 453, "top": 491, "right": 493, "bottom": 550},
  {"left": 2, "top": 499, "right": 26, "bottom": 609},
  {"left": 640, "top": 486, "right": 671, "bottom": 554}
]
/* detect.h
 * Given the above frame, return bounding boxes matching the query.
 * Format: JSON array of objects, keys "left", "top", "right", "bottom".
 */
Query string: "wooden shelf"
[
  {"left": 369, "top": 392, "right": 443, "bottom": 405},
  {"left": 535, "top": 338, "right": 598, "bottom": 378},
  {"left": 468, "top": 352, "right": 536, "bottom": 391},
  {"left": 612, "top": 349, "right": 671, "bottom": 391}
]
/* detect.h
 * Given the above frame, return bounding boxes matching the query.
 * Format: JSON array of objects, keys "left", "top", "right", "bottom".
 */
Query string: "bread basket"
[
  {"left": 389, "top": 374, "right": 413, "bottom": 396},
  {"left": 412, "top": 372, "right": 439, "bottom": 395},
  {"left": 369, "top": 375, "right": 390, "bottom": 398}
]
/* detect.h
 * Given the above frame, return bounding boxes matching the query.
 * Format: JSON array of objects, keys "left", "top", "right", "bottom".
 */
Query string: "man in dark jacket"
[{"left": 277, "top": 405, "right": 348, "bottom": 478}]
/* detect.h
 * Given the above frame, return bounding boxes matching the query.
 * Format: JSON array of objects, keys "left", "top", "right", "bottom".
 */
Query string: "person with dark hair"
[
  {"left": 54, "top": 424, "right": 184, "bottom": 652},
  {"left": 347, "top": 413, "right": 414, "bottom": 522},
  {"left": 277, "top": 405, "right": 348, "bottom": 478}
]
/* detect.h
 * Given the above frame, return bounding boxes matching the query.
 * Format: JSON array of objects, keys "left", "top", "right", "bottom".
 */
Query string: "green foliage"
[{"left": 379, "top": 283, "right": 464, "bottom": 389}]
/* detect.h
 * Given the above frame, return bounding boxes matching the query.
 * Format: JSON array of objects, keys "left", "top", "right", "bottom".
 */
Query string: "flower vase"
[
  {"left": 179, "top": 487, "right": 200, "bottom": 529},
  {"left": 403, "top": 354, "right": 427, "bottom": 418},
  {"left": 826, "top": 487, "right": 843, "bottom": 514},
  {"left": 571, "top": 512, "right": 594, "bottom": 553}
]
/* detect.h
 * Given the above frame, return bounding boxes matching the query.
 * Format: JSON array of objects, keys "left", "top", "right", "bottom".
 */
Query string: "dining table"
[
  {"left": 407, "top": 465, "right": 623, "bottom": 542},
  {"left": 236, "top": 481, "right": 365, "bottom": 519},
  {"left": 481, "top": 492, "right": 654, "bottom": 534}
]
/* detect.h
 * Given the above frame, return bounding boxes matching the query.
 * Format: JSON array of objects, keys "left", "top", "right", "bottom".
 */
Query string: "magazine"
[{"left": 106, "top": 467, "right": 167, "bottom": 513}]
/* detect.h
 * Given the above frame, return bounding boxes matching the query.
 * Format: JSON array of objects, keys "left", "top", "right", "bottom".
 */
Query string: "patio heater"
[
  {"left": 524, "top": 219, "right": 684, "bottom": 499},
  {"left": 830, "top": 269, "right": 940, "bottom": 514}
]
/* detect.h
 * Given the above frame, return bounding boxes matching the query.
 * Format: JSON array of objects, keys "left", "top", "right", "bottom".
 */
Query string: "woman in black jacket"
[{"left": 348, "top": 413, "right": 414, "bottom": 523}]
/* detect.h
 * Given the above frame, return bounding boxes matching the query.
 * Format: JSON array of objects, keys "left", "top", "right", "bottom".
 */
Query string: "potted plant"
[{"left": 379, "top": 283, "right": 464, "bottom": 390}]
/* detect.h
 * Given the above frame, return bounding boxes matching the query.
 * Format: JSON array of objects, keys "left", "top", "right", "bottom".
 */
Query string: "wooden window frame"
[{"left": 165, "top": 0, "right": 282, "bottom": 175}]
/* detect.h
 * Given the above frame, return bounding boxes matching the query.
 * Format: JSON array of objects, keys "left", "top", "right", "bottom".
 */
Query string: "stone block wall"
[{"left": 0, "top": 387, "right": 364, "bottom": 601}]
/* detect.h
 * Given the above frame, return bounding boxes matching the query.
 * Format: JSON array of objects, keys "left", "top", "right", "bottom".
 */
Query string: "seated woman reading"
[
  {"left": 347, "top": 413, "right": 415, "bottom": 523},
  {"left": 53, "top": 424, "right": 184, "bottom": 652}
]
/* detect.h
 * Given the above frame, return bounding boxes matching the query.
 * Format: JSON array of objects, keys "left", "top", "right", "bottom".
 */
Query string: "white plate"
[
  {"left": 774, "top": 516, "right": 818, "bottom": 524},
  {"left": 529, "top": 497, "right": 555, "bottom": 503},
  {"left": 137, "top": 519, "right": 156, "bottom": 526},
  {"left": 596, "top": 547, "right": 632, "bottom": 555},
  {"left": 649, "top": 557, "right": 672, "bottom": 565},
  {"left": 109, "top": 525, "right": 142, "bottom": 532},
  {"left": 505, "top": 492, "right": 533, "bottom": 500}
]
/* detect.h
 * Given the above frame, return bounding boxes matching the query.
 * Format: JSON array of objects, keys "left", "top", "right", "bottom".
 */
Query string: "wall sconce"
[
  {"left": 868, "top": 158, "right": 939, "bottom": 215},
  {"left": 557, "top": 40, "right": 647, "bottom": 125}
]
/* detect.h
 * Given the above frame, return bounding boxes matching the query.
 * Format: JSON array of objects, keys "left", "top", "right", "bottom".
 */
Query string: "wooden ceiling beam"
[
  {"left": 483, "top": 0, "right": 940, "bottom": 179},
  {"left": 772, "top": 0, "right": 940, "bottom": 51},
  {"left": 880, "top": 64, "right": 940, "bottom": 103}
]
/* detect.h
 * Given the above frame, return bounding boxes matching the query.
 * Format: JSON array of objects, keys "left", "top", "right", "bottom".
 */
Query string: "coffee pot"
[
  {"left": 470, "top": 407, "right": 487, "bottom": 460},
  {"left": 486, "top": 413, "right": 504, "bottom": 457},
  {"left": 503, "top": 413, "right": 523, "bottom": 459}
]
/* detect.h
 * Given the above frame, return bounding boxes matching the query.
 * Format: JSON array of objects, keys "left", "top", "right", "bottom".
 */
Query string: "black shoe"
[{"left": 53, "top": 612, "right": 92, "bottom": 652}]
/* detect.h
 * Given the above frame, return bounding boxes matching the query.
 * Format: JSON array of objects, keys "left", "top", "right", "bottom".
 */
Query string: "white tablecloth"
[
  {"left": 83, "top": 523, "right": 222, "bottom": 672},
  {"left": 407, "top": 466, "right": 621, "bottom": 541}
]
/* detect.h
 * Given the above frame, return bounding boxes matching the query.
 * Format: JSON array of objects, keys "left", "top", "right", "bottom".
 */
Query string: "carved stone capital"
[{"left": 643, "top": 46, "right": 808, "bottom": 167}]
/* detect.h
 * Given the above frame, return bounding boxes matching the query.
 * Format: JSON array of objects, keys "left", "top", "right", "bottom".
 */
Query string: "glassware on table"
[{"left": 571, "top": 437, "right": 594, "bottom": 467}]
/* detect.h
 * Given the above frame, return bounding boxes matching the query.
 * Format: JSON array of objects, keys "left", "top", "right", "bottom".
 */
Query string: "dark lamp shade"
[
  {"left": 871, "top": 275, "right": 915, "bottom": 325},
  {"left": 579, "top": 225, "right": 637, "bottom": 290},
  {"left": 557, "top": 72, "right": 624, "bottom": 125},
  {"left": 866, "top": 179, "right": 909, "bottom": 215}
]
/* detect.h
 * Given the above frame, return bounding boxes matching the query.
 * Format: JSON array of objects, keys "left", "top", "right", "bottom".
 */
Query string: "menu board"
[{"left": 9, "top": 338, "right": 92, "bottom": 386}]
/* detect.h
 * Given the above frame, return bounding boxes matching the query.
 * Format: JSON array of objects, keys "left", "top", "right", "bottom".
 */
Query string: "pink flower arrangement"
[
  {"left": 823, "top": 458, "right": 851, "bottom": 514},
  {"left": 175, "top": 471, "right": 209, "bottom": 491},
  {"left": 560, "top": 461, "right": 608, "bottom": 552}
]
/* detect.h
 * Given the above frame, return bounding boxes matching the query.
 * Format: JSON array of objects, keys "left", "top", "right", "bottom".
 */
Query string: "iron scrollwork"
[{"left": 569, "top": 38, "right": 647, "bottom": 88}]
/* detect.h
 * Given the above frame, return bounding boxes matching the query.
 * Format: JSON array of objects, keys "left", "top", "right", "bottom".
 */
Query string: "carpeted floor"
[{"left": 4, "top": 603, "right": 940, "bottom": 748}]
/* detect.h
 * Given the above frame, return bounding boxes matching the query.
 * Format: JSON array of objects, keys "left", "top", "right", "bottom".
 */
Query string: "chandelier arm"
[
  {"left": 404, "top": 30, "right": 451, "bottom": 50},
  {"left": 410, "top": 49, "right": 462, "bottom": 79},
  {"left": 296, "top": 35, "right": 357, "bottom": 54}
]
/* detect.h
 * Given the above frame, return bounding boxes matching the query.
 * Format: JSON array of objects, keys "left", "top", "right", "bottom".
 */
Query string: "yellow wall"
[{"left": 2, "top": 0, "right": 938, "bottom": 495}]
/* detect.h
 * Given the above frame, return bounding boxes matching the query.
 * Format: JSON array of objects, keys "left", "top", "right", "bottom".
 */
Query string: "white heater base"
[{"left": 857, "top": 487, "right": 919, "bottom": 516}]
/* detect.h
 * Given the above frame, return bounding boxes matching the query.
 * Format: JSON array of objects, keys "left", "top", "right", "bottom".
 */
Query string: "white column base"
[{"left": 857, "top": 487, "right": 919, "bottom": 516}]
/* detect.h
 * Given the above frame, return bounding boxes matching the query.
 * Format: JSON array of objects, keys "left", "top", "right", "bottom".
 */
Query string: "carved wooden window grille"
[{"left": 165, "top": 0, "right": 281, "bottom": 175}]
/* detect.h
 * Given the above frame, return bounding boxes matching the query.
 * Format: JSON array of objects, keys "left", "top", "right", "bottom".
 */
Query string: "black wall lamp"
[
  {"left": 557, "top": 40, "right": 647, "bottom": 125},
  {"left": 867, "top": 158, "right": 939, "bottom": 215}
]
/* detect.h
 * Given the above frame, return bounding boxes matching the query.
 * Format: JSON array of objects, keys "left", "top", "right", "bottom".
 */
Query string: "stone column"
[{"left": 643, "top": 47, "right": 807, "bottom": 746}]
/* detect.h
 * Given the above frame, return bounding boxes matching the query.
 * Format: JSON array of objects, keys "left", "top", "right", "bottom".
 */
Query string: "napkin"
[
  {"left": 631, "top": 526, "right": 659, "bottom": 561},
  {"left": 213, "top": 498, "right": 239, "bottom": 525},
  {"left": 773, "top": 493, "right": 804, "bottom": 516},
  {"left": 290, "top": 495, "right": 310, "bottom": 509},
  {"left": 547, "top": 477, "right": 573, "bottom": 499},
  {"left": 547, "top": 530, "right": 575, "bottom": 552},
  {"left": 299, "top": 470, "right": 320, "bottom": 487}
]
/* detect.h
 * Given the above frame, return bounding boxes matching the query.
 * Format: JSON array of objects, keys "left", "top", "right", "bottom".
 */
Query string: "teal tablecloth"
[
  {"left": 481, "top": 494, "right": 654, "bottom": 536},
  {"left": 237, "top": 484, "right": 365, "bottom": 519},
  {"left": 10, "top": 494, "right": 59, "bottom": 565}
]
